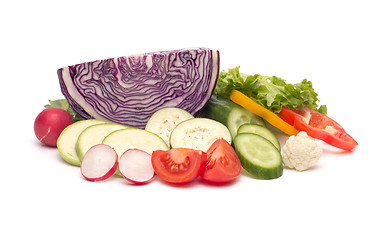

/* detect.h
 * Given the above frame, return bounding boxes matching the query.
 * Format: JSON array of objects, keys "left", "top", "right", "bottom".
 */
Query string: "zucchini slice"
[
  {"left": 76, "top": 123, "right": 128, "bottom": 161},
  {"left": 103, "top": 128, "right": 169, "bottom": 177},
  {"left": 102, "top": 128, "right": 169, "bottom": 157},
  {"left": 57, "top": 119, "right": 108, "bottom": 166}
]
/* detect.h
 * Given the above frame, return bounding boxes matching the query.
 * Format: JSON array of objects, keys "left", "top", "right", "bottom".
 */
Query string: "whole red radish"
[{"left": 34, "top": 107, "right": 73, "bottom": 147}]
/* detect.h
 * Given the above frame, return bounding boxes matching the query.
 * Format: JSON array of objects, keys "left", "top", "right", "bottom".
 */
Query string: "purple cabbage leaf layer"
[{"left": 57, "top": 48, "right": 220, "bottom": 128}]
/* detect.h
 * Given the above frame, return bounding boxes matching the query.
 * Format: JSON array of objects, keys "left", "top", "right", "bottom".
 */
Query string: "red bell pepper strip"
[{"left": 279, "top": 107, "right": 358, "bottom": 151}]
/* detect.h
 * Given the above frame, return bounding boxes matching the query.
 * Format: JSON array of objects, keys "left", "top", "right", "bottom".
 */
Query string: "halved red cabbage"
[{"left": 58, "top": 48, "right": 220, "bottom": 128}]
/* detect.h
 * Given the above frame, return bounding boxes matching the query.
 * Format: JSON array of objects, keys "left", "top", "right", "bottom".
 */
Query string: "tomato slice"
[
  {"left": 279, "top": 107, "right": 358, "bottom": 151},
  {"left": 201, "top": 138, "right": 242, "bottom": 183},
  {"left": 151, "top": 148, "right": 207, "bottom": 184}
]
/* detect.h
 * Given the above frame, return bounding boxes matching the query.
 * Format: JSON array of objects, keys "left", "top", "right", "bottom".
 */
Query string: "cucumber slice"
[
  {"left": 76, "top": 123, "right": 128, "bottom": 161},
  {"left": 234, "top": 133, "right": 283, "bottom": 180},
  {"left": 170, "top": 118, "right": 232, "bottom": 152},
  {"left": 227, "top": 107, "right": 265, "bottom": 138},
  {"left": 145, "top": 107, "right": 194, "bottom": 147},
  {"left": 237, "top": 123, "right": 281, "bottom": 151},
  {"left": 200, "top": 94, "right": 265, "bottom": 138},
  {"left": 102, "top": 128, "right": 169, "bottom": 157},
  {"left": 57, "top": 119, "right": 108, "bottom": 166}
]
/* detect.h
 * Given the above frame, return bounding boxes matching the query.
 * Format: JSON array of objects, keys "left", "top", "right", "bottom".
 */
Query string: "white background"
[{"left": 1, "top": 0, "right": 374, "bottom": 239}]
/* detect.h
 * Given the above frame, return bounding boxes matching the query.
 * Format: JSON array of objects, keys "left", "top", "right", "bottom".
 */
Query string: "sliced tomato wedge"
[
  {"left": 201, "top": 138, "right": 242, "bottom": 183},
  {"left": 279, "top": 107, "right": 358, "bottom": 151},
  {"left": 151, "top": 148, "right": 207, "bottom": 184}
]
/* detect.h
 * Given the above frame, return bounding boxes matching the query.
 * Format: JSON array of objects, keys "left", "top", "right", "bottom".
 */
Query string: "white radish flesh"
[
  {"left": 81, "top": 144, "right": 118, "bottom": 181},
  {"left": 118, "top": 149, "right": 154, "bottom": 184}
]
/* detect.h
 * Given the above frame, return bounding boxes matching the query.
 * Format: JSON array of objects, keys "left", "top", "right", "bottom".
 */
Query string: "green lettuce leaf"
[
  {"left": 44, "top": 99, "right": 82, "bottom": 122},
  {"left": 214, "top": 66, "right": 327, "bottom": 114}
]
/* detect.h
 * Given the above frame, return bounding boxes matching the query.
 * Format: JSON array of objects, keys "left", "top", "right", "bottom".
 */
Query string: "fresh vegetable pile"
[{"left": 34, "top": 48, "right": 358, "bottom": 185}]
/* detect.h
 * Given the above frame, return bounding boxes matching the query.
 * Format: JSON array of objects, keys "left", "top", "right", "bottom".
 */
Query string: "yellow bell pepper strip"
[{"left": 230, "top": 90, "right": 299, "bottom": 136}]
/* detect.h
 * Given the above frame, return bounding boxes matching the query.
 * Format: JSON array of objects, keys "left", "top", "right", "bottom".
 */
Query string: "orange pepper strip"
[{"left": 230, "top": 90, "right": 299, "bottom": 136}]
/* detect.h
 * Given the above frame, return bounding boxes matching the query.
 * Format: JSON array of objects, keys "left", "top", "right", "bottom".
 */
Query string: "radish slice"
[
  {"left": 80, "top": 144, "right": 118, "bottom": 181},
  {"left": 118, "top": 149, "right": 154, "bottom": 184}
]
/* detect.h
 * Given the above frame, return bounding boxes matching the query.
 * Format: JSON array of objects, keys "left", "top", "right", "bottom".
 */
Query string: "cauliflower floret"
[{"left": 281, "top": 131, "right": 322, "bottom": 171}]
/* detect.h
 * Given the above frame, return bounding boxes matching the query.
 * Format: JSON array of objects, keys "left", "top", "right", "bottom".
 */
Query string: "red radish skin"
[
  {"left": 34, "top": 108, "right": 73, "bottom": 147},
  {"left": 119, "top": 149, "right": 154, "bottom": 184},
  {"left": 81, "top": 144, "right": 118, "bottom": 181}
]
